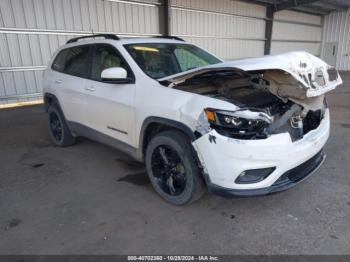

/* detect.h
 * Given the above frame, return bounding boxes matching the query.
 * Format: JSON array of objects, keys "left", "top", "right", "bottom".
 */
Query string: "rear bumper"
[{"left": 207, "top": 149, "right": 326, "bottom": 197}]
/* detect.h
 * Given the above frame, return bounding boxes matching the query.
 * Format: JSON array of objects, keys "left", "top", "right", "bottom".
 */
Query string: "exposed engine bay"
[
  {"left": 172, "top": 70, "right": 328, "bottom": 141},
  {"left": 159, "top": 52, "right": 342, "bottom": 141}
]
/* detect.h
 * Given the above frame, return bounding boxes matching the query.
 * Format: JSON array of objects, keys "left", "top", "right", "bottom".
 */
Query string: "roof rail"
[
  {"left": 66, "top": 34, "right": 120, "bottom": 44},
  {"left": 153, "top": 36, "right": 185, "bottom": 41}
]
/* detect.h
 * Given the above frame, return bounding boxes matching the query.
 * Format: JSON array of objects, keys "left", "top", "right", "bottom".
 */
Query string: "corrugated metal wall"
[
  {"left": 170, "top": 2, "right": 322, "bottom": 60},
  {"left": 170, "top": 0, "right": 266, "bottom": 60},
  {"left": 322, "top": 8, "right": 350, "bottom": 70},
  {"left": 0, "top": 0, "right": 160, "bottom": 104},
  {"left": 0, "top": 0, "right": 325, "bottom": 104},
  {"left": 271, "top": 10, "right": 322, "bottom": 56}
]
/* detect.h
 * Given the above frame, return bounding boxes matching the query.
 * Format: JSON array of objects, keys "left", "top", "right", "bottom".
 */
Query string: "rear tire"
[
  {"left": 47, "top": 104, "right": 75, "bottom": 147},
  {"left": 145, "top": 130, "right": 205, "bottom": 205}
]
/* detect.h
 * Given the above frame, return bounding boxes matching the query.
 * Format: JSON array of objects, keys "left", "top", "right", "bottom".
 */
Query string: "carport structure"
[
  {"left": 239, "top": 0, "right": 350, "bottom": 54},
  {"left": 0, "top": 0, "right": 349, "bottom": 105}
]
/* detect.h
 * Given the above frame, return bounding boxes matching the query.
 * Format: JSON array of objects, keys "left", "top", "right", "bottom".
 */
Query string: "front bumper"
[
  {"left": 207, "top": 149, "right": 325, "bottom": 197},
  {"left": 192, "top": 109, "right": 330, "bottom": 196}
]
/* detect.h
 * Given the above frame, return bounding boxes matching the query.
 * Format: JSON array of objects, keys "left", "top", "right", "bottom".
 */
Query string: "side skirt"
[{"left": 67, "top": 121, "right": 142, "bottom": 162}]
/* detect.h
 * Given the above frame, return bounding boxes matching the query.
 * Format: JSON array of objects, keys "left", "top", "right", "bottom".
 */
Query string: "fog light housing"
[{"left": 235, "top": 167, "right": 276, "bottom": 184}]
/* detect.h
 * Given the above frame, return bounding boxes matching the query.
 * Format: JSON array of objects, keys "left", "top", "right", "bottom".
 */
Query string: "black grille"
[{"left": 274, "top": 150, "right": 325, "bottom": 186}]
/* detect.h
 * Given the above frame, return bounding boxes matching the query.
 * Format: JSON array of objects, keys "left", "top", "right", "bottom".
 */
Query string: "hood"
[{"left": 159, "top": 51, "right": 342, "bottom": 99}]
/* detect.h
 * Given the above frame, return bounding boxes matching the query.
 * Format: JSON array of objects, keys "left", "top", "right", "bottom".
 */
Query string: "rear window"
[
  {"left": 52, "top": 49, "right": 68, "bottom": 72},
  {"left": 51, "top": 46, "right": 91, "bottom": 78}
]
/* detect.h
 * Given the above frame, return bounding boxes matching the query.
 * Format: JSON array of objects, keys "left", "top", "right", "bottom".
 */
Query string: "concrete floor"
[{"left": 0, "top": 73, "right": 350, "bottom": 255}]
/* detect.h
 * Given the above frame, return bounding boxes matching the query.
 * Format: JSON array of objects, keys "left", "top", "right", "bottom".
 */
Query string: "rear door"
[
  {"left": 84, "top": 44, "right": 136, "bottom": 146},
  {"left": 51, "top": 45, "right": 91, "bottom": 126}
]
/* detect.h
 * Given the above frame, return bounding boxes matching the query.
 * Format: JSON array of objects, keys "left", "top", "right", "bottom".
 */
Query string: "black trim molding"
[
  {"left": 68, "top": 121, "right": 138, "bottom": 159},
  {"left": 137, "top": 116, "right": 197, "bottom": 160},
  {"left": 107, "top": 125, "right": 128, "bottom": 135},
  {"left": 140, "top": 117, "right": 196, "bottom": 143}
]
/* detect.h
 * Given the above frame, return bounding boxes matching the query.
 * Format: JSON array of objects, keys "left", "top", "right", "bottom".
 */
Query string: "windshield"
[{"left": 124, "top": 43, "right": 221, "bottom": 79}]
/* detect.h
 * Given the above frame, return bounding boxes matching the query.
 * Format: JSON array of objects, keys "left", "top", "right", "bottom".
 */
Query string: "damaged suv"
[{"left": 43, "top": 34, "right": 342, "bottom": 205}]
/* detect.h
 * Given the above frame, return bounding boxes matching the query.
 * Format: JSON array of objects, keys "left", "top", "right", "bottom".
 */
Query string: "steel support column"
[
  {"left": 264, "top": 6, "right": 274, "bottom": 55},
  {"left": 159, "top": 0, "right": 170, "bottom": 36}
]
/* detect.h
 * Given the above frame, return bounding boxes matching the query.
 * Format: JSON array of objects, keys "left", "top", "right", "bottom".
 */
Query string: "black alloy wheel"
[
  {"left": 49, "top": 111, "right": 63, "bottom": 143},
  {"left": 151, "top": 145, "right": 187, "bottom": 196},
  {"left": 145, "top": 130, "right": 205, "bottom": 205},
  {"left": 47, "top": 104, "right": 76, "bottom": 147}
]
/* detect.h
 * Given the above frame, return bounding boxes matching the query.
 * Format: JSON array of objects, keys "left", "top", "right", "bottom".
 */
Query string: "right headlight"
[{"left": 204, "top": 108, "right": 273, "bottom": 139}]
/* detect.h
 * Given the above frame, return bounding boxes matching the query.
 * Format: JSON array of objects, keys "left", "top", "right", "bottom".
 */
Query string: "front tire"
[
  {"left": 47, "top": 104, "right": 75, "bottom": 147},
  {"left": 145, "top": 130, "right": 205, "bottom": 205}
]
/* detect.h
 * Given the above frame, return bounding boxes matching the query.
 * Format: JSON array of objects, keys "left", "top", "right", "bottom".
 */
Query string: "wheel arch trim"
[
  {"left": 43, "top": 92, "right": 71, "bottom": 133},
  {"left": 137, "top": 116, "right": 197, "bottom": 160},
  {"left": 44, "top": 93, "right": 60, "bottom": 112}
]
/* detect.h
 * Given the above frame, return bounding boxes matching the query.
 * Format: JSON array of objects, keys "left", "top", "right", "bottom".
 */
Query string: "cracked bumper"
[{"left": 192, "top": 109, "right": 330, "bottom": 196}]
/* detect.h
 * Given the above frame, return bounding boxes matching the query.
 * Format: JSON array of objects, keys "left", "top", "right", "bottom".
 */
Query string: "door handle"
[
  {"left": 85, "top": 86, "right": 95, "bottom": 92},
  {"left": 55, "top": 79, "right": 62, "bottom": 84}
]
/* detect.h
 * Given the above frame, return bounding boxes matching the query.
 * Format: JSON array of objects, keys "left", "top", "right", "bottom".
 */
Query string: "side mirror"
[{"left": 101, "top": 67, "right": 133, "bottom": 84}]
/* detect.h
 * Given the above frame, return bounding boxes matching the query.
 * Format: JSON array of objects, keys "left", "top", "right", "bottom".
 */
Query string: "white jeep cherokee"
[{"left": 43, "top": 34, "right": 342, "bottom": 205}]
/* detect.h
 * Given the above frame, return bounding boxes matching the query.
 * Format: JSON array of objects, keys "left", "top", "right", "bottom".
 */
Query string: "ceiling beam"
[
  {"left": 238, "top": 0, "right": 272, "bottom": 7},
  {"left": 292, "top": 5, "right": 330, "bottom": 15},
  {"left": 251, "top": 0, "right": 276, "bottom": 4},
  {"left": 273, "top": 0, "right": 320, "bottom": 12},
  {"left": 311, "top": 1, "right": 348, "bottom": 11},
  {"left": 240, "top": 0, "right": 349, "bottom": 14},
  {"left": 323, "top": 0, "right": 350, "bottom": 8}
]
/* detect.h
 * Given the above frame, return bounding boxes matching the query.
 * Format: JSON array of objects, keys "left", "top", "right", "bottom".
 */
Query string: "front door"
[{"left": 84, "top": 44, "right": 136, "bottom": 147}]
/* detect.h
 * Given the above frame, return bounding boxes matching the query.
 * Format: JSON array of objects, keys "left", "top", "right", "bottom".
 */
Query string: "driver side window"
[{"left": 91, "top": 44, "right": 127, "bottom": 81}]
